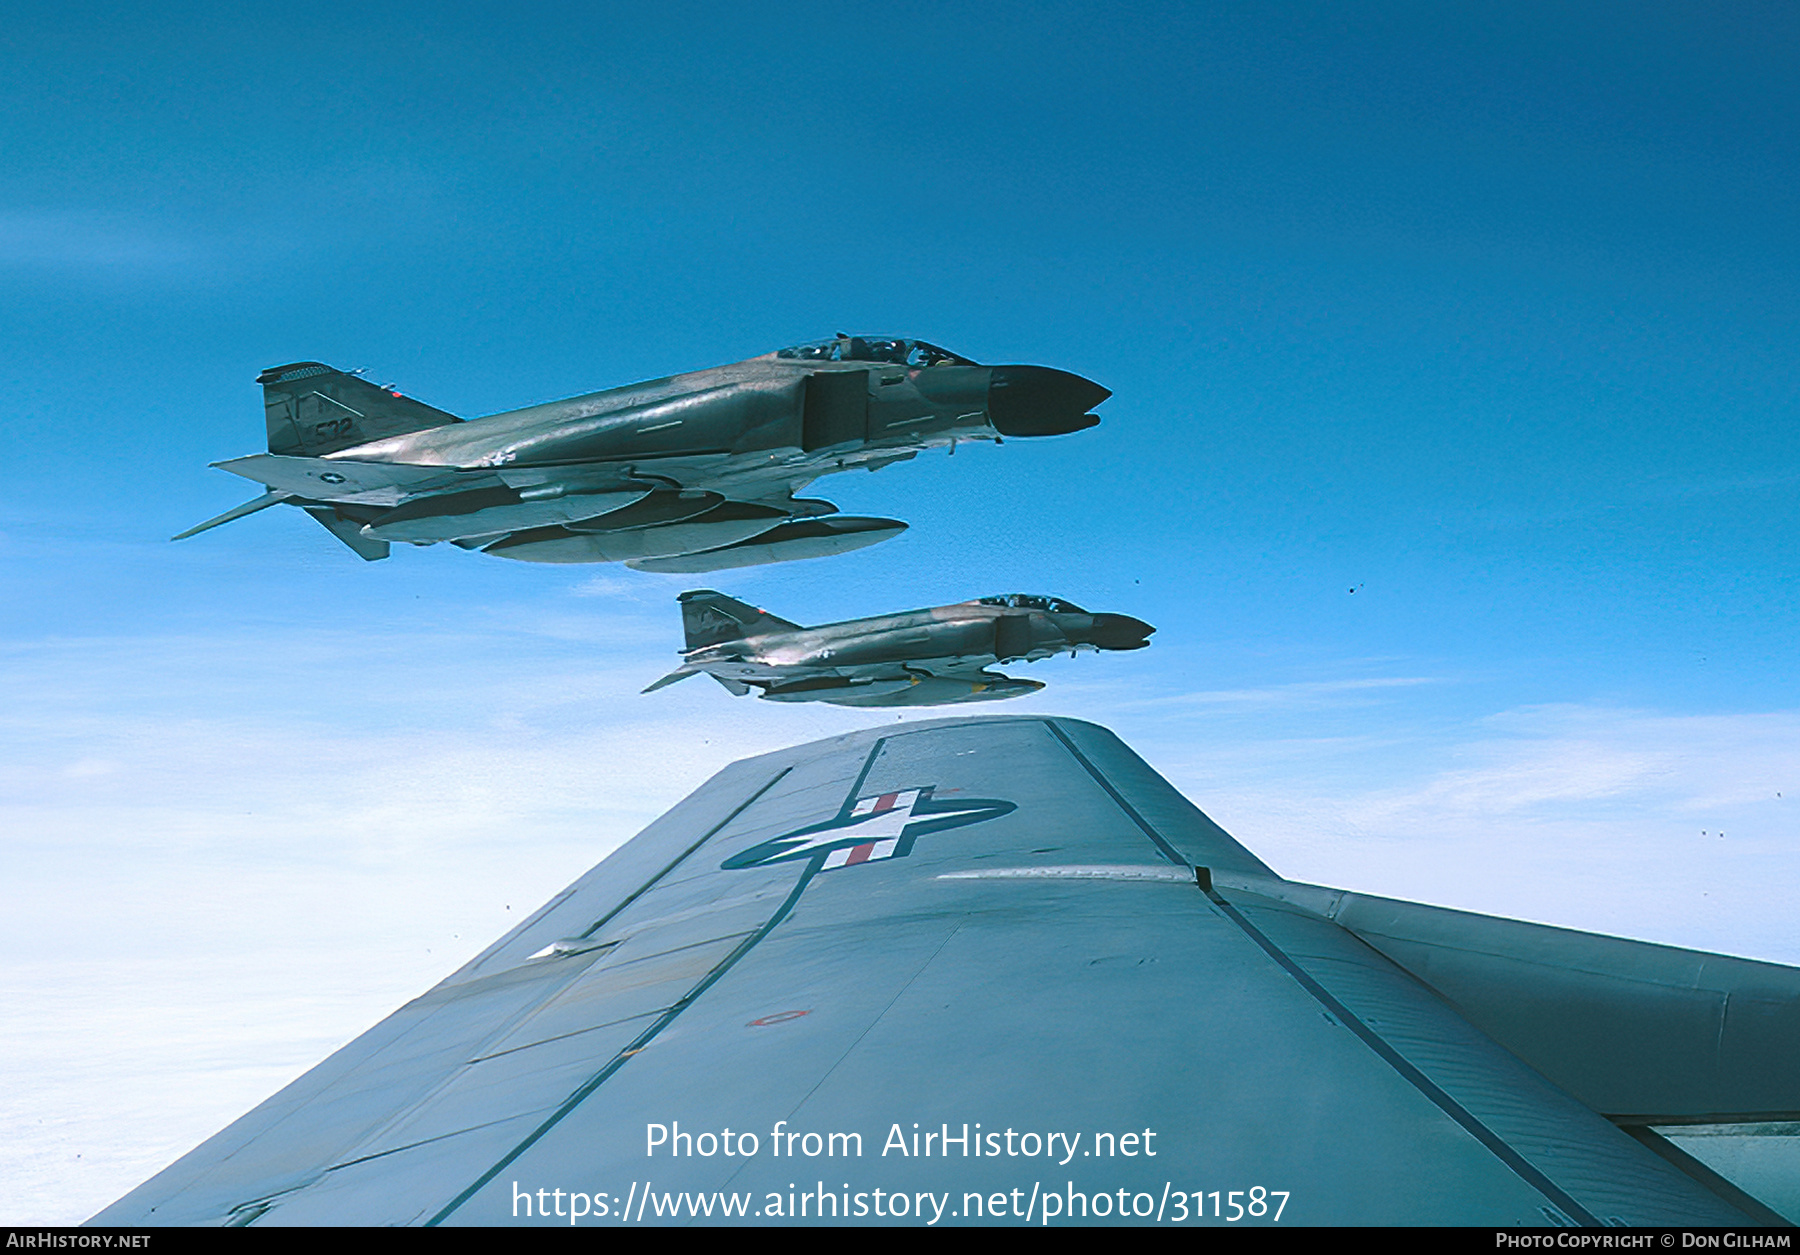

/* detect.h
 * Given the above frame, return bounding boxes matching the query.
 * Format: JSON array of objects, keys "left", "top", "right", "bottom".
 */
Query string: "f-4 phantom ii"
[
  {"left": 644, "top": 590, "right": 1154, "bottom": 706},
  {"left": 175, "top": 336, "right": 1108, "bottom": 573}
]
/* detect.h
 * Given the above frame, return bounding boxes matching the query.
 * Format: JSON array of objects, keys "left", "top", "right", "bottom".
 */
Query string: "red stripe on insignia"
[
  {"left": 874, "top": 792, "right": 899, "bottom": 812},
  {"left": 844, "top": 843, "right": 875, "bottom": 866}
]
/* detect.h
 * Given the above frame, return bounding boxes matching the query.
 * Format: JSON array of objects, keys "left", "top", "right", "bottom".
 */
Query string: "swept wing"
[{"left": 92, "top": 717, "right": 1797, "bottom": 1226}]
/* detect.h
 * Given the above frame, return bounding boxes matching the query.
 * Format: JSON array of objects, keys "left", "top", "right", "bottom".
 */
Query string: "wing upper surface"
[
  {"left": 93, "top": 717, "right": 1781, "bottom": 1226},
  {"left": 1228, "top": 875, "right": 1800, "bottom": 1123}
]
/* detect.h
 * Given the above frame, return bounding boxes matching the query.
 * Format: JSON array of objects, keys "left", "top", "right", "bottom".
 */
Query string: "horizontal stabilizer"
[
  {"left": 170, "top": 491, "right": 293, "bottom": 540},
  {"left": 641, "top": 667, "right": 700, "bottom": 694},
  {"left": 215, "top": 453, "right": 456, "bottom": 500},
  {"left": 709, "top": 673, "right": 752, "bottom": 696}
]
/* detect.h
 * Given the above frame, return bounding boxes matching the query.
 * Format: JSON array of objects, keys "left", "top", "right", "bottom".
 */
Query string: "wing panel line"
[
  {"left": 575, "top": 765, "right": 792, "bottom": 940},
  {"left": 1039, "top": 716, "right": 1603, "bottom": 1223},
  {"left": 1042, "top": 719, "right": 1188, "bottom": 866},
  {"left": 843, "top": 734, "right": 889, "bottom": 802},
  {"left": 425, "top": 859, "right": 823, "bottom": 1225},
  {"left": 1200, "top": 881, "right": 1602, "bottom": 1227},
  {"left": 422, "top": 741, "right": 889, "bottom": 1226}
]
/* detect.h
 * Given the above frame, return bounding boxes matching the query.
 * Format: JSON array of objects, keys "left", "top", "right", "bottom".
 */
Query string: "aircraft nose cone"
[
  {"left": 987, "top": 366, "right": 1110, "bottom": 437},
  {"left": 1085, "top": 613, "right": 1155, "bottom": 651}
]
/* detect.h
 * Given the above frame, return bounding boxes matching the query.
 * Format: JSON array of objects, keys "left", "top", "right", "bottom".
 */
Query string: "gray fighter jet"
[
  {"left": 174, "top": 336, "right": 1108, "bottom": 572},
  {"left": 643, "top": 590, "right": 1155, "bottom": 706}
]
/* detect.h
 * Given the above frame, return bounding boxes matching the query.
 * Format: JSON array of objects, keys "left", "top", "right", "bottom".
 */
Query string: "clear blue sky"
[{"left": 4, "top": 0, "right": 1798, "bottom": 1221}]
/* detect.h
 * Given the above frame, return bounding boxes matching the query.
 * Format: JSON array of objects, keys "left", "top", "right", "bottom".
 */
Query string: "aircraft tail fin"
[
  {"left": 677, "top": 589, "right": 800, "bottom": 651},
  {"left": 258, "top": 362, "right": 462, "bottom": 457}
]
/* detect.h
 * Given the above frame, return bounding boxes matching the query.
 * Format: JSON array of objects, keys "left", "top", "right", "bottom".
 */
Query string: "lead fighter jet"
[
  {"left": 174, "top": 336, "right": 1108, "bottom": 572},
  {"left": 644, "top": 590, "right": 1155, "bottom": 706}
]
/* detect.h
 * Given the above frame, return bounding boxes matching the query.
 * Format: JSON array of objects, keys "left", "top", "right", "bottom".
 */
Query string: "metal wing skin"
[
  {"left": 176, "top": 340, "right": 1106, "bottom": 571},
  {"left": 93, "top": 717, "right": 1797, "bottom": 1226}
]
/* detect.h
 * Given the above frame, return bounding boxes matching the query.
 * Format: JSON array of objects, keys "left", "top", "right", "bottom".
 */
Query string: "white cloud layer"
[
  {"left": 1135, "top": 702, "right": 1800, "bottom": 962},
  {"left": 4, "top": 630, "right": 1798, "bottom": 1223}
]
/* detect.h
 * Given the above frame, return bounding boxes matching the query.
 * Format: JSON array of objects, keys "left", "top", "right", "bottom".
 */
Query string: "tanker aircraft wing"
[{"left": 93, "top": 717, "right": 1799, "bottom": 1226}]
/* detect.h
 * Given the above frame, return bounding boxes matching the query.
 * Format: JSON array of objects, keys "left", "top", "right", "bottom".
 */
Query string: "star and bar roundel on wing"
[{"left": 722, "top": 787, "right": 1016, "bottom": 873}]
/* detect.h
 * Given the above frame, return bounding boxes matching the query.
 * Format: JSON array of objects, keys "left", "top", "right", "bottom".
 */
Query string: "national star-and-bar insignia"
[{"left": 722, "top": 786, "right": 1015, "bottom": 872}]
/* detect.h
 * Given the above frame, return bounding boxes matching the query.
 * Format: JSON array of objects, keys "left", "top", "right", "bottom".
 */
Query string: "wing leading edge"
[{"left": 93, "top": 717, "right": 1796, "bottom": 1226}]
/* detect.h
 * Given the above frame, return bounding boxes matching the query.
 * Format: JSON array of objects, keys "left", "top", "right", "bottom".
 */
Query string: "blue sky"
[{"left": 4, "top": 0, "right": 1799, "bottom": 1222}]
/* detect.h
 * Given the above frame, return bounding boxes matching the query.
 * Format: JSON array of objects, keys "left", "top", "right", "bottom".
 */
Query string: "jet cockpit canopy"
[
  {"left": 977, "top": 594, "right": 1088, "bottom": 614},
  {"left": 776, "top": 336, "right": 977, "bottom": 367}
]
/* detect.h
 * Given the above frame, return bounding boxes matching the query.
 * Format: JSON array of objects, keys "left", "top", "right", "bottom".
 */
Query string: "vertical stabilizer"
[
  {"left": 258, "top": 363, "right": 462, "bottom": 456},
  {"left": 678, "top": 590, "right": 800, "bottom": 650}
]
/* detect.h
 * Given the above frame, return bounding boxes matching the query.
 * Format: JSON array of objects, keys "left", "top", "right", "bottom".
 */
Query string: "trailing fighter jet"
[
  {"left": 173, "top": 336, "right": 1108, "bottom": 572},
  {"left": 94, "top": 717, "right": 1800, "bottom": 1226},
  {"left": 643, "top": 590, "right": 1155, "bottom": 706}
]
